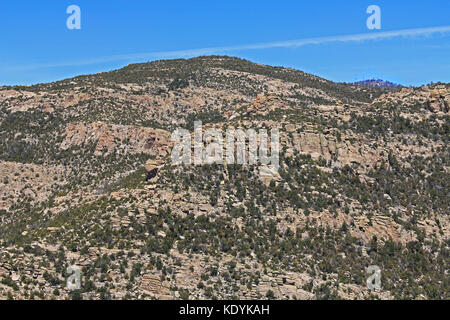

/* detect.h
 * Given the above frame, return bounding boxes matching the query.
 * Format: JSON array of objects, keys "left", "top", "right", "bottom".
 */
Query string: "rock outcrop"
[{"left": 61, "top": 122, "right": 172, "bottom": 157}]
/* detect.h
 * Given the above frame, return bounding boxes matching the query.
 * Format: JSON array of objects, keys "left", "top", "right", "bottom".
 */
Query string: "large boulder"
[
  {"left": 145, "top": 158, "right": 164, "bottom": 180},
  {"left": 259, "top": 165, "right": 281, "bottom": 186}
]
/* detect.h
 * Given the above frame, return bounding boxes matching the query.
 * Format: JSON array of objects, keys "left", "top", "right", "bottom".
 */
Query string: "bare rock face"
[
  {"left": 61, "top": 122, "right": 172, "bottom": 156},
  {"left": 289, "top": 129, "right": 383, "bottom": 169},
  {"left": 247, "top": 93, "right": 281, "bottom": 115}
]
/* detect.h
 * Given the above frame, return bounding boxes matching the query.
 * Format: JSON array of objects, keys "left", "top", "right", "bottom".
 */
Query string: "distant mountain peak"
[{"left": 353, "top": 79, "right": 399, "bottom": 88}]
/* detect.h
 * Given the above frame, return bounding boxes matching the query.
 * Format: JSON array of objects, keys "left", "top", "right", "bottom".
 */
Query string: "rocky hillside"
[{"left": 0, "top": 56, "right": 448, "bottom": 300}]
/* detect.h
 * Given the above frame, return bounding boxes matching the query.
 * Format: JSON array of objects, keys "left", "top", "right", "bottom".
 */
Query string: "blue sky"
[{"left": 1, "top": 0, "right": 449, "bottom": 86}]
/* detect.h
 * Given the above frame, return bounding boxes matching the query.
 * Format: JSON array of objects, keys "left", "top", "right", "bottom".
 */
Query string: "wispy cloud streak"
[{"left": 6, "top": 25, "right": 450, "bottom": 71}]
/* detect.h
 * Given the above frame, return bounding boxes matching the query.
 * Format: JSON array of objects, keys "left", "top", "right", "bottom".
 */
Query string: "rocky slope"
[{"left": 0, "top": 56, "right": 448, "bottom": 300}]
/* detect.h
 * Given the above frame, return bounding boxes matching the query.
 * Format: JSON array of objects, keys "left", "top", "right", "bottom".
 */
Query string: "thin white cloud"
[{"left": 5, "top": 25, "right": 450, "bottom": 71}]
